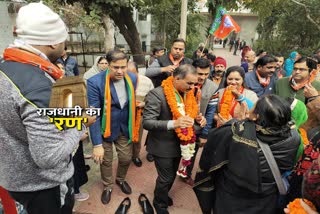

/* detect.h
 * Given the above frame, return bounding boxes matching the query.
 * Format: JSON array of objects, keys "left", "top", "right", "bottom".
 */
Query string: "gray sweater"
[{"left": 0, "top": 62, "right": 84, "bottom": 192}]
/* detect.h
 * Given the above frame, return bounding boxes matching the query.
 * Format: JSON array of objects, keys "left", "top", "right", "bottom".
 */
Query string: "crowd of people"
[{"left": 0, "top": 2, "right": 319, "bottom": 214}]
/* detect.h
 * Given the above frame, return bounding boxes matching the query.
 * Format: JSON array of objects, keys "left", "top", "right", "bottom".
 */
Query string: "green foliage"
[
  {"left": 150, "top": 0, "right": 210, "bottom": 56},
  {"left": 246, "top": 0, "right": 320, "bottom": 56},
  {"left": 185, "top": 13, "right": 209, "bottom": 58},
  {"left": 28, "top": 0, "right": 102, "bottom": 33},
  {"left": 242, "top": 0, "right": 285, "bottom": 20}
]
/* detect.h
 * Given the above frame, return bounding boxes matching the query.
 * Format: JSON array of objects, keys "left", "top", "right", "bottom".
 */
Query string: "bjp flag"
[{"left": 213, "top": 14, "right": 241, "bottom": 39}]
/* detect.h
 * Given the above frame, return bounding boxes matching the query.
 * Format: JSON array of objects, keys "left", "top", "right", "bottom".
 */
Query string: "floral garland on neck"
[
  {"left": 162, "top": 76, "right": 198, "bottom": 141},
  {"left": 287, "top": 198, "right": 316, "bottom": 213},
  {"left": 219, "top": 86, "right": 244, "bottom": 119},
  {"left": 219, "top": 87, "right": 234, "bottom": 120}
]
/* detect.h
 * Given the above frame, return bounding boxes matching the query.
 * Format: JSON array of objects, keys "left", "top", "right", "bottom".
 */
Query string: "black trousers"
[
  {"left": 9, "top": 179, "right": 74, "bottom": 214},
  {"left": 153, "top": 155, "right": 180, "bottom": 211}
]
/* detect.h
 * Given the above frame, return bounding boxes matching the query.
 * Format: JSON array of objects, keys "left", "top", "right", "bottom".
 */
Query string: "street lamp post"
[{"left": 180, "top": 0, "right": 188, "bottom": 40}]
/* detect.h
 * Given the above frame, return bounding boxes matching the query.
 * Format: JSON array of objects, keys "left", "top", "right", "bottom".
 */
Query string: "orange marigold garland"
[
  {"left": 162, "top": 76, "right": 198, "bottom": 140},
  {"left": 132, "top": 104, "right": 143, "bottom": 143},
  {"left": 219, "top": 87, "right": 234, "bottom": 120},
  {"left": 287, "top": 198, "right": 317, "bottom": 214},
  {"left": 162, "top": 76, "right": 198, "bottom": 178}
]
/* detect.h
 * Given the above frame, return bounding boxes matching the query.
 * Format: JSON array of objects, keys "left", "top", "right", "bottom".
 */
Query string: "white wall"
[
  {"left": 0, "top": 1, "right": 19, "bottom": 55},
  {"left": 231, "top": 15, "right": 259, "bottom": 47}
]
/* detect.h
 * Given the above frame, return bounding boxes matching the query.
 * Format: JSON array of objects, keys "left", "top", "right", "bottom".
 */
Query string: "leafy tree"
[
  {"left": 57, "top": 0, "right": 153, "bottom": 64},
  {"left": 242, "top": 0, "right": 320, "bottom": 56},
  {"left": 29, "top": 0, "right": 103, "bottom": 53},
  {"left": 140, "top": 0, "right": 238, "bottom": 57}
]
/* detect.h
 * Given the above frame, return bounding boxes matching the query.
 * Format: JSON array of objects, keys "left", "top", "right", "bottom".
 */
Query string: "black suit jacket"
[
  {"left": 151, "top": 55, "right": 193, "bottom": 87},
  {"left": 143, "top": 87, "right": 181, "bottom": 158}
]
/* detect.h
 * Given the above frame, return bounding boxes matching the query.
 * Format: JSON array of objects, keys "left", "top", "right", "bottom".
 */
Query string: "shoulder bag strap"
[{"left": 256, "top": 138, "right": 287, "bottom": 195}]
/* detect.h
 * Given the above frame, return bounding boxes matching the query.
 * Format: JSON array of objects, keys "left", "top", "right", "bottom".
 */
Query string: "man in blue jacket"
[
  {"left": 245, "top": 55, "right": 278, "bottom": 97},
  {"left": 87, "top": 50, "right": 137, "bottom": 205},
  {"left": 56, "top": 46, "right": 80, "bottom": 76}
]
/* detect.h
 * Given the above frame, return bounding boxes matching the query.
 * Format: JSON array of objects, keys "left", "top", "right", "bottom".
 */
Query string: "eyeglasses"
[
  {"left": 293, "top": 67, "right": 309, "bottom": 72},
  {"left": 110, "top": 65, "right": 127, "bottom": 70},
  {"left": 99, "top": 63, "right": 108, "bottom": 65}
]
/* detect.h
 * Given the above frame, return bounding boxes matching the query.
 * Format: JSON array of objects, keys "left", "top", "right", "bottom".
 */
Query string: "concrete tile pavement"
[
  {"left": 74, "top": 130, "right": 202, "bottom": 214},
  {"left": 212, "top": 46, "right": 242, "bottom": 67}
]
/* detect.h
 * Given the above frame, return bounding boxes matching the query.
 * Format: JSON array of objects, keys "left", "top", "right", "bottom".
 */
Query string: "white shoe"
[{"left": 74, "top": 192, "right": 89, "bottom": 202}]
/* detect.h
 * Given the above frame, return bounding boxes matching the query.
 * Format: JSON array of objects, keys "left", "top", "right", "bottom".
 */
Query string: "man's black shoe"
[
  {"left": 115, "top": 197, "right": 131, "bottom": 214},
  {"left": 101, "top": 189, "right": 112, "bottom": 204},
  {"left": 153, "top": 202, "right": 169, "bottom": 214},
  {"left": 116, "top": 180, "right": 132, "bottom": 194},
  {"left": 132, "top": 157, "right": 142, "bottom": 167},
  {"left": 138, "top": 193, "right": 154, "bottom": 214},
  {"left": 168, "top": 197, "right": 173, "bottom": 206},
  {"left": 146, "top": 153, "right": 154, "bottom": 162}
]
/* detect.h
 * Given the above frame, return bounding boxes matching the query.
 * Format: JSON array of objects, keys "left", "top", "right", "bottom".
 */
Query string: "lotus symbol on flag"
[
  {"left": 224, "top": 16, "right": 233, "bottom": 28},
  {"left": 209, "top": 6, "right": 241, "bottom": 39}
]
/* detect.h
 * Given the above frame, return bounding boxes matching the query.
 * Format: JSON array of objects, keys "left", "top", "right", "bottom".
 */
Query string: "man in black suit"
[
  {"left": 143, "top": 64, "right": 206, "bottom": 214},
  {"left": 144, "top": 38, "right": 193, "bottom": 162},
  {"left": 145, "top": 38, "right": 193, "bottom": 88}
]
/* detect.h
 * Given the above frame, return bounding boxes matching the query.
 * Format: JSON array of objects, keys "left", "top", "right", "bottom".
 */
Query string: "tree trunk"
[
  {"left": 102, "top": 14, "right": 115, "bottom": 53},
  {"left": 111, "top": 7, "right": 144, "bottom": 65}
]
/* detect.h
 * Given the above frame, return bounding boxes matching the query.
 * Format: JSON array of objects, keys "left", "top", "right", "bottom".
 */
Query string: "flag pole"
[{"left": 201, "top": 34, "right": 212, "bottom": 56}]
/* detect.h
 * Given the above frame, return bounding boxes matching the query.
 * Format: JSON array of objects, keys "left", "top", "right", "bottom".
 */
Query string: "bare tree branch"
[
  {"left": 290, "top": 0, "right": 305, "bottom": 7},
  {"left": 290, "top": 0, "right": 320, "bottom": 31}
]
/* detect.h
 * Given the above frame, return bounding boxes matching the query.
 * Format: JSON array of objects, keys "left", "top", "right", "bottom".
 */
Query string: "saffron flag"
[
  {"left": 209, "top": 6, "right": 226, "bottom": 34},
  {"left": 209, "top": 6, "right": 240, "bottom": 40}
]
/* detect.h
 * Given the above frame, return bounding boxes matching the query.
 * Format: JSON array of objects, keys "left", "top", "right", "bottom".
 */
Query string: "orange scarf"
[
  {"left": 101, "top": 70, "right": 136, "bottom": 143},
  {"left": 3, "top": 48, "right": 63, "bottom": 80},
  {"left": 162, "top": 76, "right": 198, "bottom": 141},
  {"left": 132, "top": 76, "right": 141, "bottom": 143},
  {"left": 194, "top": 84, "right": 202, "bottom": 111},
  {"left": 212, "top": 76, "right": 222, "bottom": 86},
  {"left": 132, "top": 106, "right": 143, "bottom": 143},
  {"left": 256, "top": 70, "right": 270, "bottom": 88},
  {"left": 299, "top": 128, "right": 309, "bottom": 146},
  {"left": 169, "top": 53, "right": 184, "bottom": 66},
  {"left": 290, "top": 70, "right": 317, "bottom": 91}
]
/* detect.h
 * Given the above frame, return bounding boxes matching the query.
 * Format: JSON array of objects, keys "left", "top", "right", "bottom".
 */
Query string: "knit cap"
[
  {"left": 213, "top": 57, "right": 227, "bottom": 68},
  {"left": 16, "top": 2, "right": 68, "bottom": 45}
]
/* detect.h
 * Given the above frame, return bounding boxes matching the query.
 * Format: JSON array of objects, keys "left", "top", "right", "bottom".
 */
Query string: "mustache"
[{"left": 215, "top": 70, "right": 224, "bottom": 73}]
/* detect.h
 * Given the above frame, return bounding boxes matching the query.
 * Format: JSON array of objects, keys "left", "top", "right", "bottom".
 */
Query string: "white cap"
[{"left": 16, "top": 2, "right": 68, "bottom": 45}]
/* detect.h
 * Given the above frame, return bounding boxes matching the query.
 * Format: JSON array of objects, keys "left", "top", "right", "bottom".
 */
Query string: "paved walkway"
[
  {"left": 212, "top": 45, "right": 242, "bottom": 67},
  {"left": 74, "top": 48, "right": 241, "bottom": 214},
  {"left": 74, "top": 131, "right": 202, "bottom": 214}
]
